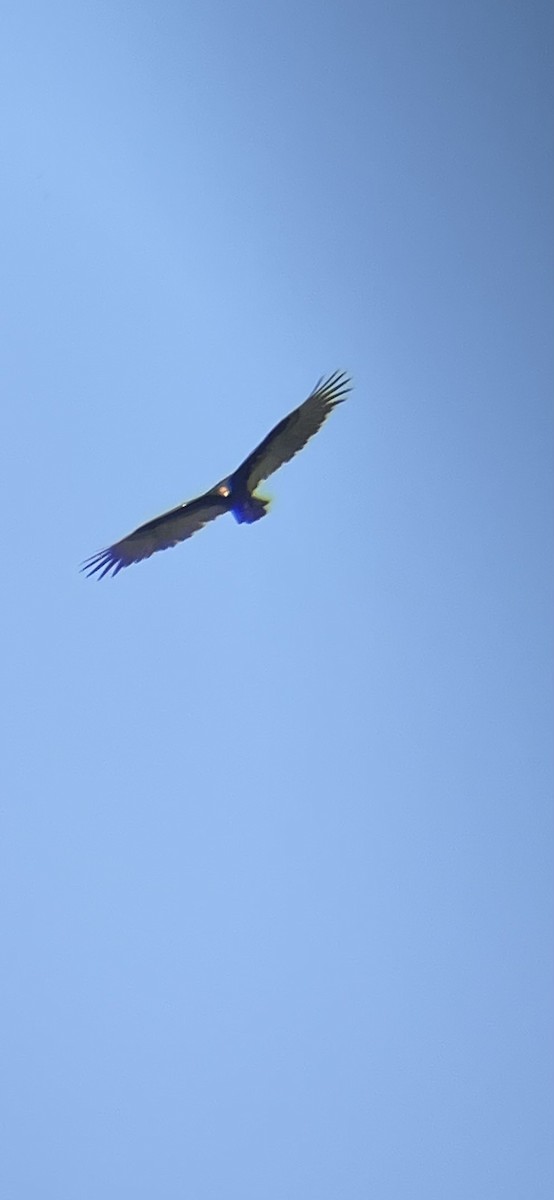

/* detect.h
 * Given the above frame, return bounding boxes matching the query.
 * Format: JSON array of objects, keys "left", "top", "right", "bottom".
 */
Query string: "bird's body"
[{"left": 82, "top": 371, "right": 350, "bottom": 578}]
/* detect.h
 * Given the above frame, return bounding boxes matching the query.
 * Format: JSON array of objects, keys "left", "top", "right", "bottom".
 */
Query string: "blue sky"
[{"left": 1, "top": 1, "right": 552, "bottom": 1196}]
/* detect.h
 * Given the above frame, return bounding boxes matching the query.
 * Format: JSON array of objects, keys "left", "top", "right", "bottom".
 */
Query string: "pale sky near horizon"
[{"left": 1, "top": 2, "right": 553, "bottom": 1197}]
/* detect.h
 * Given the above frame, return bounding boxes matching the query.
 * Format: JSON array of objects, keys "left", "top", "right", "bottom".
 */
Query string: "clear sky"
[{"left": 1, "top": 2, "right": 552, "bottom": 1197}]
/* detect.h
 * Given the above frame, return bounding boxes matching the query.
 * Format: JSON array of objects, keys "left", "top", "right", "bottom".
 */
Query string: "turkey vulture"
[{"left": 82, "top": 370, "right": 350, "bottom": 578}]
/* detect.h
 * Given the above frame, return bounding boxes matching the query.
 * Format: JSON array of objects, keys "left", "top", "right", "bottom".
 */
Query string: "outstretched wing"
[
  {"left": 81, "top": 490, "right": 231, "bottom": 579},
  {"left": 233, "top": 370, "right": 351, "bottom": 493}
]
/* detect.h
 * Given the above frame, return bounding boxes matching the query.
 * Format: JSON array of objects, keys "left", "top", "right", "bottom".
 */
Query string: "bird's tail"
[{"left": 232, "top": 494, "right": 270, "bottom": 524}]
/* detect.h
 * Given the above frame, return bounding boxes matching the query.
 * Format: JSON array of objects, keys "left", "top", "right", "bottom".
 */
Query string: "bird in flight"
[{"left": 82, "top": 370, "right": 351, "bottom": 578}]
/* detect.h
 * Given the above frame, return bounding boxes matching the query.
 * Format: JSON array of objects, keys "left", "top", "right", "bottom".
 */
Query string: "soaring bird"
[{"left": 82, "top": 370, "right": 351, "bottom": 578}]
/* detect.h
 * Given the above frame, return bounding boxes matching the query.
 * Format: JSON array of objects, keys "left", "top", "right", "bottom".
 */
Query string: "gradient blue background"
[{"left": 1, "top": 2, "right": 552, "bottom": 1196}]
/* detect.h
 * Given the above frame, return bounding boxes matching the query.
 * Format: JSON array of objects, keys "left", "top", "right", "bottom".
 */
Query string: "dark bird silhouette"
[{"left": 82, "top": 370, "right": 351, "bottom": 578}]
